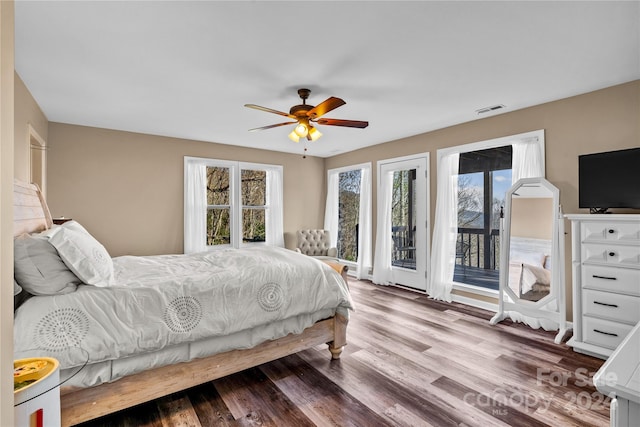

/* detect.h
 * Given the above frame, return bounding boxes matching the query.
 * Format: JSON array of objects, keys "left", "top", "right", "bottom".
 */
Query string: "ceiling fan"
[{"left": 244, "top": 88, "right": 369, "bottom": 143}]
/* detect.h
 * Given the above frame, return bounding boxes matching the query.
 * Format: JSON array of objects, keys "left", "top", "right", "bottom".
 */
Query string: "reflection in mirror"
[{"left": 507, "top": 186, "right": 553, "bottom": 303}]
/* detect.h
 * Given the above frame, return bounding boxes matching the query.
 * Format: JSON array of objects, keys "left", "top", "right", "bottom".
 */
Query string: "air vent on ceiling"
[{"left": 476, "top": 104, "right": 506, "bottom": 115}]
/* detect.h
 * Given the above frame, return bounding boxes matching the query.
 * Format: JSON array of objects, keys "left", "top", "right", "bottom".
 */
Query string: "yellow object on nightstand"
[{"left": 14, "top": 357, "right": 61, "bottom": 427}]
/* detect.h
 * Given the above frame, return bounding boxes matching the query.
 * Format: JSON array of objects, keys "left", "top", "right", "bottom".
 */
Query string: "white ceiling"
[{"left": 14, "top": 1, "right": 640, "bottom": 158}]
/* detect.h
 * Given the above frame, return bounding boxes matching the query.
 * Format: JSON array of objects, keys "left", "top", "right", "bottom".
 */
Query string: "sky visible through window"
[
  {"left": 493, "top": 169, "right": 513, "bottom": 200},
  {"left": 459, "top": 168, "right": 512, "bottom": 230},
  {"left": 465, "top": 169, "right": 512, "bottom": 204}
]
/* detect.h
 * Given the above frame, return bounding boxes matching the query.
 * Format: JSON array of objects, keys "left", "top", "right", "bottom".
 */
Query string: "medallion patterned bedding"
[{"left": 14, "top": 245, "right": 353, "bottom": 389}]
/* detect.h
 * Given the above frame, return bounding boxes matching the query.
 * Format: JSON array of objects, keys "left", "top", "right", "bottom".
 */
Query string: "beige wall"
[
  {"left": 1, "top": 1, "right": 15, "bottom": 421},
  {"left": 47, "top": 123, "right": 326, "bottom": 256},
  {"left": 325, "top": 80, "right": 640, "bottom": 313},
  {"left": 29, "top": 80, "right": 640, "bottom": 322},
  {"left": 14, "top": 72, "right": 48, "bottom": 182}
]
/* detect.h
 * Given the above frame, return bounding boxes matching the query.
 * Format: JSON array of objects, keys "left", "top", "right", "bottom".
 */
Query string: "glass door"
[{"left": 379, "top": 156, "right": 428, "bottom": 290}]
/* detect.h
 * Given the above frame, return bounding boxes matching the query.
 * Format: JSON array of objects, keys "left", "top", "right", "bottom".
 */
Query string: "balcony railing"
[
  {"left": 457, "top": 227, "right": 500, "bottom": 270},
  {"left": 343, "top": 225, "right": 500, "bottom": 289}
]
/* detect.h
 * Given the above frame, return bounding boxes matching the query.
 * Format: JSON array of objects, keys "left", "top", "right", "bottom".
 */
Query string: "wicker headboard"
[{"left": 13, "top": 178, "right": 52, "bottom": 237}]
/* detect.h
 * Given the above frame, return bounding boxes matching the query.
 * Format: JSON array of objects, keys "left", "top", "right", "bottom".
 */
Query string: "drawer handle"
[
  {"left": 593, "top": 329, "right": 618, "bottom": 337},
  {"left": 608, "top": 252, "right": 616, "bottom": 257},
  {"left": 593, "top": 301, "right": 618, "bottom": 308},
  {"left": 592, "top": 275, "right": 617, "bottom": 280},
  {"left": 608, "top": 229, "right": 615, "bottom": 234}
]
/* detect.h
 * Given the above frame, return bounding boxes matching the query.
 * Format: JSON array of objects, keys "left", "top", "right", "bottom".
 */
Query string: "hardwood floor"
[{"left": 77, "top": 279, "right": 609, "bottom": 427}]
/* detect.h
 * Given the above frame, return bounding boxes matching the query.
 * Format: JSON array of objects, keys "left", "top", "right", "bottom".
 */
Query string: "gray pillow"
[{"left": 14, "top": 233, "right": 81, "bottom": 295}]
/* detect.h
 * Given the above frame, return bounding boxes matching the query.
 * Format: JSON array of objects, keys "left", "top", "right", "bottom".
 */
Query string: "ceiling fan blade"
[
  {"left": 245, "top": 104, "right": 296, "bottom": 119},
  {"left": 248, "top": 122, "right": 297, "bottom": 132},
  {"left": 307, "top": 97, "right": 346, "bottom": 118},
  {"left": 315, "top": 118, "right": 369, "bottom": 128}
]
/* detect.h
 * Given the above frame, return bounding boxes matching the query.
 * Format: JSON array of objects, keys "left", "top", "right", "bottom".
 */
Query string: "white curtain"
[
  {"left": 512, "top": 138, "right": 544, "bottom": 182},
  {"left": 372, "top": 170, "right": 394, "bottom": 285},
  {"left": 184, "top": 159, "right": 207, "bottom": 254},
  {"left": 427, "top": 152, "right": 460, "bottom": 301},
  {"left": 324, "top": 171, "right": 340, "bottom": 248},
  {"left": 266, "top": 168, "right": 285, "bottom": 247},
  {"left": 356, "top": 166, "right": 372, "bottom": 280}
]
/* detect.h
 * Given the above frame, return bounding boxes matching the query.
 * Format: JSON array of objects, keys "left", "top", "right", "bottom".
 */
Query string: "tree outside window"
[
  {"left": 207, "top": 167, "right": 231, "bottom": 246},
  {"left": 240, "top": 169, "right": 266, "bottom": 243},
  {"left": 337, "top": 169, "right": 361, "bottom": 261},
  {"left": 206, "top": 167, "right": 269, "bottom": 246}
]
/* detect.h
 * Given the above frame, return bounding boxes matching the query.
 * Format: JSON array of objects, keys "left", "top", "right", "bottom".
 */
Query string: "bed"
[
  {"left": 507, "top": 236, "right": 552, "bottom": 299},
  {"left": 12, "top": 179, "right": 353, "bottom": 426}
]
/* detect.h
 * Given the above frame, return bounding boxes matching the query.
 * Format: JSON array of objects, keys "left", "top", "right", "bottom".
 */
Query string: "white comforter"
[{"left": 14, "top": 246, "right": 353, "bottom": 371}]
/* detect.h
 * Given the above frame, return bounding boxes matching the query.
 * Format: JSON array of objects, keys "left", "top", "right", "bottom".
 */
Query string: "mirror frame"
[
  {"left": 502, "top": 178, "right": 558, "bottom": 307},
  {"left": 490, "top": 177, "right": 569, "bottom": 344}
]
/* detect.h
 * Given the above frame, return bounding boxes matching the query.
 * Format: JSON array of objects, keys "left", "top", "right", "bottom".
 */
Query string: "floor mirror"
[{"left": 490, "top": 177, "right": 569, "bottom": 344}]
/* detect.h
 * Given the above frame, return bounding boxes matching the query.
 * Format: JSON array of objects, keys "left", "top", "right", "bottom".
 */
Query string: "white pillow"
[
  {"left": 522, "top": 263, "right": 551, "bottom": 287},
  {"left": 14, "top": 233, "right": 81, "bottom": 295},
  {"left": 47, "top": 221, "right": 114, "bottom": 286},
  {"left": 510, "top": 250, "right": 546, "bottom": 269}
]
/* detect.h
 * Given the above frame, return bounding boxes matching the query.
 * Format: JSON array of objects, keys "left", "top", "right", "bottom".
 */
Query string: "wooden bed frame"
[{"left": 13, "top": 179, "right": 349, "bottom": 426}]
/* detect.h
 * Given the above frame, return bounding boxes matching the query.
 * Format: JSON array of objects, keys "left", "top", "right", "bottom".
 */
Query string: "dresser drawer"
[
  {"left": 582, "top": 289, "right": 640, "bottom": 325},
  {"left": 581, "top": 243, "right": 640, "bottom": 268},
  {"left": 582, "top": 221, "right": 640, "bottom": 244},
  {"left": 583, "top": 317, "right": 634, "bottom": 350},
  {"left": 582, "top": 264, "right": 640, "bottom": 295}
]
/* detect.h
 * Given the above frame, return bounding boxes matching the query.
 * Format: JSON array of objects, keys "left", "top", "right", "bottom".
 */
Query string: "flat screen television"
[{"left": 579, "top": 147, "right": 640, "bottom": 213}]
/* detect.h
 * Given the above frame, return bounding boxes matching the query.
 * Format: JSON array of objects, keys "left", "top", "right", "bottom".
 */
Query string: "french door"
[{"left": 378, "top": 155, "right": 429, "bottom": 290}]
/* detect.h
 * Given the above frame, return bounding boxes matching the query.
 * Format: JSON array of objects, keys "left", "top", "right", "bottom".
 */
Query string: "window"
[
  {"left": 456, "top": 146, "right": 513, "bottom": 290},
  {"left": 429, "top": 130, "right": 544, "bottom": 302},
  {"left": 240, "top": 169, "right": 267, "bottom": 243},
  {"left": 184, "top": 157, "right": 283, "bottom": 253},
  {"left": 325, "top": 163, "right": 372, "bottom": 279}
]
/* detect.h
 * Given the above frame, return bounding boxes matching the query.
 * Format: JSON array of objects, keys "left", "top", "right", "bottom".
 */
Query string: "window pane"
[
  {"left": 491, "top": 169, "right": 512, "bottom": 229},
  {"left": 207, "top": 167, "right": 229, "bottom": 205},
  {"left": 242, "top": 208, "right": 265, "bottom": 243},
  {"left": 455, "top": 145, "right": 512, "bottom": 290},
  {"left": 207, "top": 208, "right": 230, "bottom": 245},
  {"left": 457, "top": 172, "right": 484, "bottom": 228},
  {"left": 337, "top": 170, "right": 361, "bottom": 261},
  {"left": 391, "top": 169, "right": 416, "bottom": 270},
  {"left": 241, "top": 169, "right": 266, "bottom": 206}
]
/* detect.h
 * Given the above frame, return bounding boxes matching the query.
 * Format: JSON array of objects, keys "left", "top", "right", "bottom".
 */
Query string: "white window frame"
[
  {"left": 437, "top": 129, "right": 545, "bottom": 303},
  {"left": 184, "top": 156, "right": 283, "bottom": 252},
  {"left": 326, "top": 162, "right": 372, "bottom": 278}
]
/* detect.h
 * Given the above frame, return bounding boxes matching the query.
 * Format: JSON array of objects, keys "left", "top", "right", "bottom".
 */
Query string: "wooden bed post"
[{"left": 328, "top": 313, "right": 348, "bottom": 359}]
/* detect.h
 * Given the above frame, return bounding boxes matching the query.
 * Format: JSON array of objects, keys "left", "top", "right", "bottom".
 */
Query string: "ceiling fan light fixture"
[
  {"left": 245, "top": 88, "right": 368, "bottom": 143},
  {"left": 308, "top": 126, "right": 322, "bottom": 141},
  {"left": 288, "top": 130, "right": 300, "bottom": 143},
  {"left": 294, "top": 122, "right": 308, "bottom": 138}
]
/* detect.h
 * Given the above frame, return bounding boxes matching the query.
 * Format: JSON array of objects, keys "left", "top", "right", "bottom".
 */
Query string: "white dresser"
[{"left": 565, "top": 214, "right": 640, "bottom": 359}]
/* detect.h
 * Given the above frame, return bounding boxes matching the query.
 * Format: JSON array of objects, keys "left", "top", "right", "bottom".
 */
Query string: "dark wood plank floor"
[{"left": 77, "top": 279, "right": 610, "bottom": 427}]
